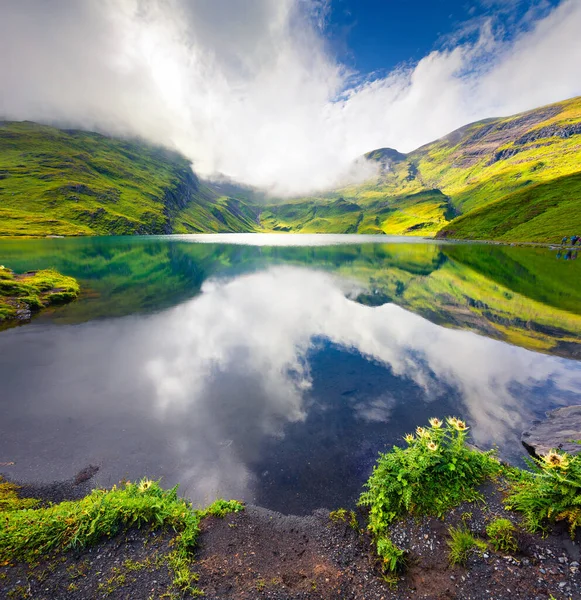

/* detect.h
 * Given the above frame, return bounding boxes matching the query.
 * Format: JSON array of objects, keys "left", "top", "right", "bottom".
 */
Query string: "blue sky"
[{"left": 325, "top": 0, "right": 561, "bottom": 76}]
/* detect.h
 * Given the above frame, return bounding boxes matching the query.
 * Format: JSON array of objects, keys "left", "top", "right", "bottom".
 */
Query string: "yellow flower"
[
  {"left": 404, "top": 434, "right": 414, "bottom": 443},
  {"left": 542, "top": 450, "right": 570, "bottom": 470},
  {"left": 416, "top": 427, "right": 431, "bottom": 439},
  {"left": 447, "top": 417, "right": 459, "bottom": 427},
  {"left": 454, "top": 420, "right": 467, "bottom": 431},
  {"left": 138, "top": 479, "right": 154, "bottom": 493},
  {"left": 427, "top": 442, "right": 438, "bottom": 452},
  {"left": 429, "top": 418, "right": 443, "bottom": 429}
]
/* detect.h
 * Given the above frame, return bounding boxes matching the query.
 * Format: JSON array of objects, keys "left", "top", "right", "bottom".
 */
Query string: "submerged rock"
[{"left": 522, "top": 405, "right": 581, "bottom": 458}]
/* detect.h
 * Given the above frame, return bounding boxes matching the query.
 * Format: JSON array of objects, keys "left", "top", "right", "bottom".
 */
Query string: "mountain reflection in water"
[{"left": 0, "top": 235, "right": 580, "bottom": 514}]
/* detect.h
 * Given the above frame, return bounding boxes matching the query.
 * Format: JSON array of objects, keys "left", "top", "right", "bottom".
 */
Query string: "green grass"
[
  {"left": 3, "top": 96, "right": 581, "bottom": 241},
  {"left": 0, "top": 266, "right": 79, "bottom": 323},
  {"left": 0, "top": 478, "right": 243, "bottom": 594},
  {"left": 0, "top": 478, "right": 39, "bottom": 512},
  {"left": 437, "top": 171, "right": 581, "bottom": 242},
  {"left": 447, "top": 524, "right": 487, "bottom": 566},
  {"left": 259, "top": 190, "right": 452, "bottom": 236},
  {"left": 329, "top": 508, "right": 359, "bottom": 531},
  {"left": 0, "top": 121, "right": 259, "bottom": 237},
  {"left": 332, "top": 96, "right": 581, "bottom": 242}
]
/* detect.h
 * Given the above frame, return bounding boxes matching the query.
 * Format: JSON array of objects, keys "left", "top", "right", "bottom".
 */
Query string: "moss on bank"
[{"left": 0, "top": 266, "right": 79, "bottom": 325}]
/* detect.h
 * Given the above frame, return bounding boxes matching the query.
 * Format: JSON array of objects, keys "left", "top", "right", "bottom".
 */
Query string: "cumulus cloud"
[{"left": 0, "top": 0, "right": 580, "bottom": 195}]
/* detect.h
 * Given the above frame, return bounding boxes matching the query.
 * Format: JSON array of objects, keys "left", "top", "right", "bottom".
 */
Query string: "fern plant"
[
  {"left": 358, "top": 417, "right": 500, "bottom": 554},
  {"left": 506, "top": 449, "right": 581, "bottom": 537}
]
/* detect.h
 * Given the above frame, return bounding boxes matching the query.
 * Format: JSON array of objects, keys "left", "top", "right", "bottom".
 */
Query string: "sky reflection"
[{"left": 1, "top": 266, "right": 580, "bottom": 513}]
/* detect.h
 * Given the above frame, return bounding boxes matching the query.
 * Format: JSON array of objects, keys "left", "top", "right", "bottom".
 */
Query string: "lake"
[{"left": 1, "top": 234, "right": 580, "bottom": 515}]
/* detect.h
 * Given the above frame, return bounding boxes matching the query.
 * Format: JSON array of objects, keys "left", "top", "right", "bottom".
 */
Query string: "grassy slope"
[
  {"left": 438, "top": 171, "right": 581, "bottom": 242},
  {"left": 0, "top": 122, "right": 260, "bottom": 237},
  {"left": 2, "top": 96, "right": 581, "bottom": 241},
  {"left": 270, "top": 96, "right": 581, "bottom": 241},
  {"left": 407, "top": 96, "right": 581, "bottom": 241},
  {"left": 260, "top": 190, "right": 452, "bottom": 236}
]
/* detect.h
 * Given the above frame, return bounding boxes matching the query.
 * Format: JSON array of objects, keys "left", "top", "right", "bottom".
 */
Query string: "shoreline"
[
  {"left": 2, "top": 454, "right": 580, "bottom": 600},
  {"left": 0, "top": 231, "right": 572, "bottom": 249}
]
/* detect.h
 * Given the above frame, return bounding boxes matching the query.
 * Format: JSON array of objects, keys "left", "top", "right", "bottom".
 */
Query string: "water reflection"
[{"left": 1, "top": 265, "right": 580, "bottom": 513}]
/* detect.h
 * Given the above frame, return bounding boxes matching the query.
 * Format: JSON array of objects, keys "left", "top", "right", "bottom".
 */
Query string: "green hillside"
[
  {"left": 2, "top": 96, "right": 581, "bottom": 241},
  {"left": 0, "top": 122, "right": 259, "bottom": 237},
  {"left": 266, "top": 96, "right": 581, "bottom": 240},
  {"left": 260, "top": 189, "right": 453, "bottom": 236},
  {"left": 438, "top": 172, "right": 581, "bottom": 242}
]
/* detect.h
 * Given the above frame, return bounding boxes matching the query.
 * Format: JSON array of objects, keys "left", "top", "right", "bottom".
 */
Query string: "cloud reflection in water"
[{"left": 1, "top": 266, "right": 580, "bottom": 512}]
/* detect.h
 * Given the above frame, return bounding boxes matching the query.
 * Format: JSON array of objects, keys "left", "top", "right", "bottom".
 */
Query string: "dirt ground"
[{"left": 1, "top": 477, "right": 580, "bottom": 599}]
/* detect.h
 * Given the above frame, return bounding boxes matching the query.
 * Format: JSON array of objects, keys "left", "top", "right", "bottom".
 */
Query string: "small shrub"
[
  {"left": 358, "top": 417, "right": 500, "bottom": 554},
  {"left": 376, "top": 536, "right": 406, "bottom": 573},
  {"left": 486, "top": 518, "right": 518, "bottom": 553},
  {"left": 447, "top": 525, "right": 487, "bottom": 566},
  {"left": 505, "top": 449, "right": 581, "bottom": 537}
]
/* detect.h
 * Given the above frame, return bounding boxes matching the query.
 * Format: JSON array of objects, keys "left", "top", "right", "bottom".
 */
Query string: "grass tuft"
[
  {"left": 0, "top": 478, "right": 243, "bottom": 594},
  {"left": 485, "top": 518, "right": 518, "bottom": 553},
  {"left": 447, "top": 524, "right": 487, "bottom": 566}
]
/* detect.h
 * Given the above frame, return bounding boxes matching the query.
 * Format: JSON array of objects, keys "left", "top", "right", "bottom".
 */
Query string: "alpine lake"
[{"left": 1, "top": 233, "right": 580, "bottom": 515}]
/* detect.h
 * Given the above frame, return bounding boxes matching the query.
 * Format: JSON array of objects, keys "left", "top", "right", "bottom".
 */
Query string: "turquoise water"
[{"left": 0, "top": 234, "right": 580, "bottom": 513}]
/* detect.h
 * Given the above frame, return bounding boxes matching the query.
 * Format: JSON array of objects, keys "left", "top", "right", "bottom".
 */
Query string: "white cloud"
[{"left": 0, "top": 0, "right": 580, "bottom": 195}]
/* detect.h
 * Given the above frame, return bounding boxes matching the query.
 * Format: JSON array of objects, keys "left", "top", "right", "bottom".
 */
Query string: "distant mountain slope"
[
  {"left": 362, "top": 96, "right": 581, "bottom": 211},
  {"left": 267, "top": 96, "right": 581, "bottom": 240},
  {"left": 260, "top": 189, "right": 452, "bottom": 236},
  {"left": 2, "top": 96, "right": 581, "bottom": 241},
  {"left": 0, "top": 122, "right": 259, "bottom": 236}
]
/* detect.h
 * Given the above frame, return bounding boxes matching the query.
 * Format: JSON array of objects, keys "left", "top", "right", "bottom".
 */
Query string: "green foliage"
[
  {"left": 505, "top": 450, "right": 581, "bottom": 537},
  {"left": 485, "top": 518, "right": 518, "bottom": 553},
  {"left": 358, "top": 418, "right": 500, "bottom": 554},
  {"left": 376, "top": 536, "right": 406, "bottom": 573},
  {"left": 0, "top": 478, "right": 243, "bottom": 593},
  {"left": 329, "top": 508, "right": 359, "bottom": 531},
  {"left": 447, "top": 524, "right": 487, "bottom": 566}
]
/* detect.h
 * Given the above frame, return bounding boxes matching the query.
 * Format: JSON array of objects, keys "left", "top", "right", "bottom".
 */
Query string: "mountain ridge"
[
  {"left": 262, "top": 95, "right": 581, "bottom": 241},
  {"left": 1, "top": 96, "right": 580, "bottom": 241}
]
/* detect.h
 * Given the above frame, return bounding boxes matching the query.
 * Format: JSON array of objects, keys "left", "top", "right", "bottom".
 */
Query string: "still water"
[{"left": 1, "top": 234, "right": 580, "bottom": 514}]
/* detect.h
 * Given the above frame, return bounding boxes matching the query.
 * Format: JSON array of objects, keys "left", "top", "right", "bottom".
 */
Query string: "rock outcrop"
[{"left": 522, "top": 405, "right": 581, "bottom": 458}]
